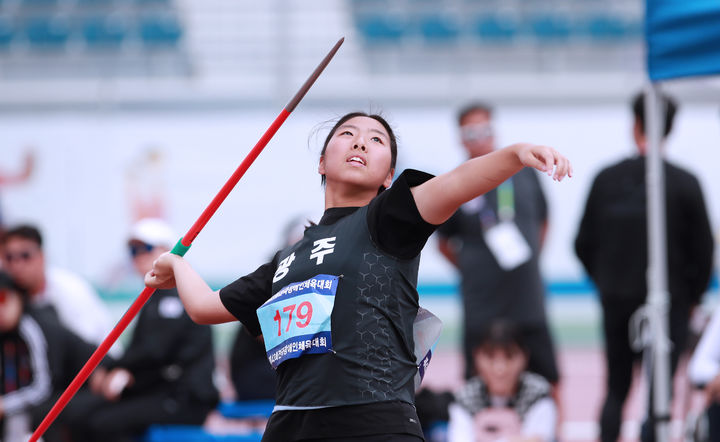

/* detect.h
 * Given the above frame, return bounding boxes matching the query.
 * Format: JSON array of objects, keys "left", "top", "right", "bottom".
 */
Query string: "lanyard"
[{"left": 497, "top": 178, "right": 515, "bottom": 222}]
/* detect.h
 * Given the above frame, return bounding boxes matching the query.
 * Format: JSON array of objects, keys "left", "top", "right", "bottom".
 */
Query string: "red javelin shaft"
[{"left": 30, "top": 36, "right": 344, "bottom": 442}]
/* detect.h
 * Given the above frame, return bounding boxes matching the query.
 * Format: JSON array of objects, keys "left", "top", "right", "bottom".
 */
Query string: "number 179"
[{"left": 273, "top": 301, "right": 313, "bottom": 337}]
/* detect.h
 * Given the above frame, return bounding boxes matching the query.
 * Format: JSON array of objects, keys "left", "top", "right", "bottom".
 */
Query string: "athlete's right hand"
[{"left": 145, "top": 252, "right": 179, "bottom": 289}]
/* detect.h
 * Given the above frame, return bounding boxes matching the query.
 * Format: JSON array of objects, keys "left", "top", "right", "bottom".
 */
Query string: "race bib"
[
  {"left": 257, "top": 274, "right": 338, "bottom": 369},
  {"left": 483, "top": 221, "right": 531, "bottom": 271}
]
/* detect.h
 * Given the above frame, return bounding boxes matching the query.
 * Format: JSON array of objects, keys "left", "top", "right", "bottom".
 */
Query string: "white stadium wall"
[{"left": 2, "top": 103, "right": 719, "bottom": 292}]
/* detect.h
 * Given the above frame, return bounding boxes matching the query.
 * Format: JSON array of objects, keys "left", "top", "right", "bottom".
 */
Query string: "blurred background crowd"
[{"left": 2, "top": 0, "right": 720, "bottom": 441}]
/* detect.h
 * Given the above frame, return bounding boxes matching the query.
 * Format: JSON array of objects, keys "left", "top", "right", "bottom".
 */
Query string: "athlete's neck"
[{"left": 323, "top": 180, "right": 376, "bottom": 210}]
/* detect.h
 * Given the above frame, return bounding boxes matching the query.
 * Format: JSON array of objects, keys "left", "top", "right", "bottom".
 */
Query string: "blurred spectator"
[
  {"left": 574, "top": 91, "right": 714, "bottom": 442},
  {"left": 66, "top": 218, "right": 219, "bottom": 441},
  {"left": 688, "top": 304, "right": 720, "bottom": 442},
  {"left": 0, "top": 270, "right": 97, "bottom": 442},
  {"left": 0, "top": 150, "right": 35, "bottom": 230},
  {"left": 125, "top": 148, "right": 167, "bottom": 222},
  {"left": 0, "top": 224, "right": 117, "bottom": 353},
  {"left": 448, "top": 320, "right": 556, "bottom": 442},
  {"left": 436, "top": 102, "right": 559, "bottom": 385}
]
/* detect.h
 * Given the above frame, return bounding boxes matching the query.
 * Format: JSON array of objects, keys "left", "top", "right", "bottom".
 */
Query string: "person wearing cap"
[
  {"left": 0, "top": 224, "right": 116, "bottom": 353},
  {"left": 436, "top": 103, "right": 560, "bottom": 388},
  {"left": 66, "top": 218, "right": 219, "bottom": 442},
  {"left": 0, "top": 270, "right": 97, "bottom": 442}
]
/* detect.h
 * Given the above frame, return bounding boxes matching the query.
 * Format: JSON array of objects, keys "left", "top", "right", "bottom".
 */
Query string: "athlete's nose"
[{"left": 352, "top": 143, "right": 367, "bottom": 152}]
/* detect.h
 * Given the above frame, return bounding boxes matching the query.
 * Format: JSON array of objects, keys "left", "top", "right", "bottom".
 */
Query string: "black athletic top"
[{"left": 220, "top": 169, "right": 437, "bottom": 440}]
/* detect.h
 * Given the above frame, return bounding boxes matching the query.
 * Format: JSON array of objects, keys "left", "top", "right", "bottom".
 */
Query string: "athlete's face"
[
  {"left": 0, "top": 289, "right": 23, "bottom": 332},
  {"left": 474, "top": 345, "right": 527, "bottom": 397},
  {"left": 319, "top": 116, "right": 394, "bottom": 192}
]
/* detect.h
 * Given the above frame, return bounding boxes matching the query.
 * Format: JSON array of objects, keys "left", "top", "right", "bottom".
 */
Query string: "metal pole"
[{"left": 644, "top": 80, "right": 672, "bottom": 442}]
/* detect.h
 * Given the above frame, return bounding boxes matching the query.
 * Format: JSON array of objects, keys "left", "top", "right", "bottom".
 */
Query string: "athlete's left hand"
[{"left": 512, "top": 143, "right": 573, "bottom": 181}]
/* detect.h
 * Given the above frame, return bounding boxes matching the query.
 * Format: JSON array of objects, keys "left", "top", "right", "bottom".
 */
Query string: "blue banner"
[{"left": 647, "top": 0, "right": 720, "bottom": 81}]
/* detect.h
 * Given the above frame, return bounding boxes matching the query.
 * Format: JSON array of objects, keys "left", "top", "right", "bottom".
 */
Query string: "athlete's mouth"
[{"left": 346, "top": 156, "right": 366, "bottom": 166}]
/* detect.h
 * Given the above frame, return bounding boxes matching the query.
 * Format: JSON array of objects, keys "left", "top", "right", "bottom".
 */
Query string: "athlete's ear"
[
  {"left": 383, "top": 168, "right": 394, "bottom": 189},
  {"left": 318, "top": 155, "right": 326, "bottom": 175}
]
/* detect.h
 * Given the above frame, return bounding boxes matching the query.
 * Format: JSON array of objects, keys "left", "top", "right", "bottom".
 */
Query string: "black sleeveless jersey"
[
  {"left": 220, "top": 169, "right": 437, "bottom": 410},
  {"left": 270, "top": 203, "right": 420, "bottom": 407}
]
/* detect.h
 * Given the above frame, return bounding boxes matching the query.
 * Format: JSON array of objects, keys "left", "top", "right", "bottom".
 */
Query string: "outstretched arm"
[
  {"left": 411, "top": 143, "right": 571, "bottom": 225},
  {"left": 145, "top": 253, "right": 236, "bottom": 325}
]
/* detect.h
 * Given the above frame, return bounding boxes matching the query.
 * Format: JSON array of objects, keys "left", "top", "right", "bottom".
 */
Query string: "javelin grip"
[{"left": 170, "top": 237, "right": 191, "bottom": 257}]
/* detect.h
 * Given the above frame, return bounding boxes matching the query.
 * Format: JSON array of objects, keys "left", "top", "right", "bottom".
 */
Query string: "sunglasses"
[
  {"left": 129, "top": 242, "right": 154, "bottom": 258},
  {"left": 3, "top": 249, "right": 38, "bottom": 264},
  {"left": 461, "top": 124, "right": 494, "bottom": 142}
]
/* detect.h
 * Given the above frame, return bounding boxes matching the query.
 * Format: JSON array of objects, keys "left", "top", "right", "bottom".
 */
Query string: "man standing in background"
[
  {"left": 575, "top": 92, "right": 714, "bottom": 442},
  {"left": 436, "top": 103, "right": 560, "bottom": 387}
]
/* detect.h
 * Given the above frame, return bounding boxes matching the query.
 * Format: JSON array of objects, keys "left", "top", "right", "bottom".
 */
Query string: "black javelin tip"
[{"left": 285, "top": 37, "right": 345, "bottom": 113}]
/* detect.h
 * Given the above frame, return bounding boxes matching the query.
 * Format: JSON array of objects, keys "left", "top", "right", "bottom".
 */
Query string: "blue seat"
[
  {"left": 144, "top": 426, "right": 262, "bottom": 442},
  {"left": 356, "top": 15, "right": 405, "bottom": 44},
  {"left": 585, "top": 15, "right": 628, "bottom": 41},
  {"left": 529, "top": 15, "right": 572, "bottom": 42},
  {"left": 143, "top": 401, "right": 272, "bottom": 442},
  {"left": 21, "top": 0, "right": 57, "bottom": 7},
  {"left": 0, "top": 19, "right": 14, "bottom": 47},
  {"left": 25, "top": 17, "right": 70, "bottom": 48},
  {"left": 474, "top": 15, "right": 518, "bottom": 42},
  {"left": 218, "top": 400, "right": 274, "bottom": 419},
  {"left": 77, "top": 0, "right": 116, "bottom": 6},
  {"left": 139, "top": 15, "right": 182, "bottom": 47},
  {"left": 83, "top": 16, "right": 126, "bottom": 47},
  {"left": 419, "top": 15, "right": 460, "bottom": 43}
]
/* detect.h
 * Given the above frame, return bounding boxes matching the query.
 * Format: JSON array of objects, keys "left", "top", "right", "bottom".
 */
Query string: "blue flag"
[{"left": 647, "top": 0, "right": 720, "bottom": 81}]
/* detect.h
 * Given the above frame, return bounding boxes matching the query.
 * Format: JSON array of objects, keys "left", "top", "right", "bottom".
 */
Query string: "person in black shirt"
[
  {"left": 145, "top": 112, "right": 572, "bottom": 441},
  {"left": 66, "top": 218, "right": 219, "bottom": 442},
  {"left": 575, "top": 92, "right": 714, "bottom": 442},
  {"left": 0, "top": 270, "right": 97, "bottom": 442}
]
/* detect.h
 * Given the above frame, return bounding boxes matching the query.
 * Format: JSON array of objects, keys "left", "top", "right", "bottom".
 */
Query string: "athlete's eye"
[
  {"left": 340, "top": 130, "right": 353, "bottom": 136},
  {"left": 371, "top": 136, "right": 383, "bottom": 144}
]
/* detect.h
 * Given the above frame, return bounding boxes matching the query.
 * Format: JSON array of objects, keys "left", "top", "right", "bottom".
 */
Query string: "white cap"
[{"left": 128, "top": 218, "right": 176, "bottom": 249}]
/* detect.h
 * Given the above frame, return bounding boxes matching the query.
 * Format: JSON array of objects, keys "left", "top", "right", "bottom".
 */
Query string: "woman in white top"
[
  {"left": 449, "top": 320, "right": 556, "bottom": 442},
  {"left": 688, "top": 304, "right": 720, "bottom": 442}
]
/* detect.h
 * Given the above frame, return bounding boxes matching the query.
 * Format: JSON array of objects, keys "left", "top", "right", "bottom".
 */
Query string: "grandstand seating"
[
  {"left": 419, "top": 14, "right": 461, "bottom": 43},
  {"left": 139, "top": 15, "right": 182, "bottom": 47},
  {"left": 25, "top": 16, "right": 71, "bottom": 48},
  {"left": 0, "top": 18, "right": 13, "bottom": 47},
  {"left": 355, "top": 14, "right": 406, "bottom": 44},
  {"left": 351, "top": 1, "right": 642, "bottom": 48},
  {"left": 474, "top": 15, "right": 519, "bottom": 43},
  {"left": 529, "top": 15, "right": 572, "bottom": 43},
  {"left": 0, "top": 0, "right": 186, "bottom": 76},
  {"left": 82, "top": 15, "right": 126, "bottom": 48}
]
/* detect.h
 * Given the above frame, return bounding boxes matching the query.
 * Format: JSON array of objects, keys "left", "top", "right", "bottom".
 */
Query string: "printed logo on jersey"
[
  {"left": 273, "top": 252, "right": 296, "bottom": 283},
  {"left": 257, "top": 274, "right": 339, "bottom": 369},
  {"left": 310, "top": 237, "right": 336, "bottom": 265}
]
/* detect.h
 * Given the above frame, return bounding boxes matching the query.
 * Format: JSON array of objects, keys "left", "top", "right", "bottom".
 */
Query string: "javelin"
[{"left": 30, "top": 36, "right": 344, "bottom": 442}]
